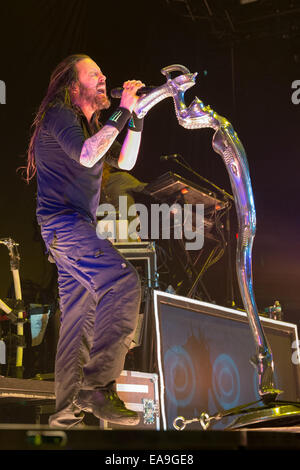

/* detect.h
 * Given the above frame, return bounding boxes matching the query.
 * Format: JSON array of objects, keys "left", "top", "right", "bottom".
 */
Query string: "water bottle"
[{"left": 264, "top": 300, "right": 283, "bottom": 321}]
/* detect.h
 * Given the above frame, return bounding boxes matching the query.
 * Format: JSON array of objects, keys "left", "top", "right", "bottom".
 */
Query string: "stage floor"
[
  {"left": 0, "top": 425, "right": 300, "bottom": 453},
  {"left": 1, "top": 376, "right": 300, "bottom": 453}
]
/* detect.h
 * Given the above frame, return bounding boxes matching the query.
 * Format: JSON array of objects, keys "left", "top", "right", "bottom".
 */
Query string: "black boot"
[{"left": 74, "top": 388, "right": 140, "bottom": 426}]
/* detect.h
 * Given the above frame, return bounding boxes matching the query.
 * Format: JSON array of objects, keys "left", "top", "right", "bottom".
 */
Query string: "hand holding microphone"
[{"left": 119, "top": 80, "right": 145, "bottom": 113}]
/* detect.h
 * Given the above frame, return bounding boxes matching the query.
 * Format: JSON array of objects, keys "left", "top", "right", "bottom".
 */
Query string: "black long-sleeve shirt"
[{"left": 34, "top": 102, "right": 121, "bottom": 225}]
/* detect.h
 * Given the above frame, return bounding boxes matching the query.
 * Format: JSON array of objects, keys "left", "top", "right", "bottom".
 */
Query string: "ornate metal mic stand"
[{"left": 135, "top": 65, "right": 300, "bottom": 430}]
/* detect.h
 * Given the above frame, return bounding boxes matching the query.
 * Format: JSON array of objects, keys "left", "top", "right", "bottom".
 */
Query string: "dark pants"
[{"left": 41, "top": 213, "right": 141, "bottom": 426}]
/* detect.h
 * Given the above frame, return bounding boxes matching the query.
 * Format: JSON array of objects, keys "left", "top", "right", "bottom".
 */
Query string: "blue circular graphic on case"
[
  {"left": 164, "top": 346, "right": 196, "bottom": 407},
  {"left": 212, "top": 354, "right": 240, "bottom": 409}
]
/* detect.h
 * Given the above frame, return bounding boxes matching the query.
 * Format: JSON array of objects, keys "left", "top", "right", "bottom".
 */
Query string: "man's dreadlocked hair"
[{"left": 25, "top": 53, "right": 93, "bottom": 183}]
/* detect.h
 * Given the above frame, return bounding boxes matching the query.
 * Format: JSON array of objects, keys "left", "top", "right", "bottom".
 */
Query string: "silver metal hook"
[
  {"left": 173, "top": 416, "right": 187, "bottom": 431},
  {"left": 161, "top": 64, "right": 191, "bottom": 80}
]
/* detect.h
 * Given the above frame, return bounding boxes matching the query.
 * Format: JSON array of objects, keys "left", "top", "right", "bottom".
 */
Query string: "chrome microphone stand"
[{"left": 135, "top": 64, "right": 300, "bottom": 430}]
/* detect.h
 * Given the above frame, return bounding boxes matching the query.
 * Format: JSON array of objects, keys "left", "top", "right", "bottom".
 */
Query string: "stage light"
[{"left": 240, "top": 0, "right": 258, "bottom": 4}]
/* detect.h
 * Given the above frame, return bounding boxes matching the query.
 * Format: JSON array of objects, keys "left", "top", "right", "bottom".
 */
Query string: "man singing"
[{"left": 27, "top": 54, "right": 144, "bottom": 428}]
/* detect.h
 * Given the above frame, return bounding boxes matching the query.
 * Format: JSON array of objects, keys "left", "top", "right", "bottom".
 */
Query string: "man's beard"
[{"left": 79, "top": 83, "right": 111, "bottom": 110}]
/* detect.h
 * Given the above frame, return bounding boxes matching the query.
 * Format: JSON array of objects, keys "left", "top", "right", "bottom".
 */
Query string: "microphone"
[
  {"left": 160, "top": 154, "right": 181, "bottom": 161},
  {"left": 110, "top": 86, "right": 157, "bottom": 99}
]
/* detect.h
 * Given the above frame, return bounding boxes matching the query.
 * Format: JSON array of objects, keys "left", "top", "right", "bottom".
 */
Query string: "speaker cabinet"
[
  {"left": 153, "top": 291, "right": 300, "bottom": 430},
  {"left": 114, "top": 242, "right": 159, "bottom": 289}
]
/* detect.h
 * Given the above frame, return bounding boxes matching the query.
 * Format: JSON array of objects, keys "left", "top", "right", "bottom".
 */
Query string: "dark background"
[{"left": 0, "top": 0, "right": 299, "bottom": 329}]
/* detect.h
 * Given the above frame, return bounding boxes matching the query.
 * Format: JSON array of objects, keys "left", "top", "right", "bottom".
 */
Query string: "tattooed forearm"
[{"left": 79, "top": 125, "right": 119, "bottom": 168}]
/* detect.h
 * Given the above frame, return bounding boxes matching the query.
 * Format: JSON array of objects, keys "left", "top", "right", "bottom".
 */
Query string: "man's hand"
[
  {"left": 80, "top": 80, "right": 145, "bottom": 168},
  {"left": 120, "top": 80, "right": 145, "bottom": 113}
]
